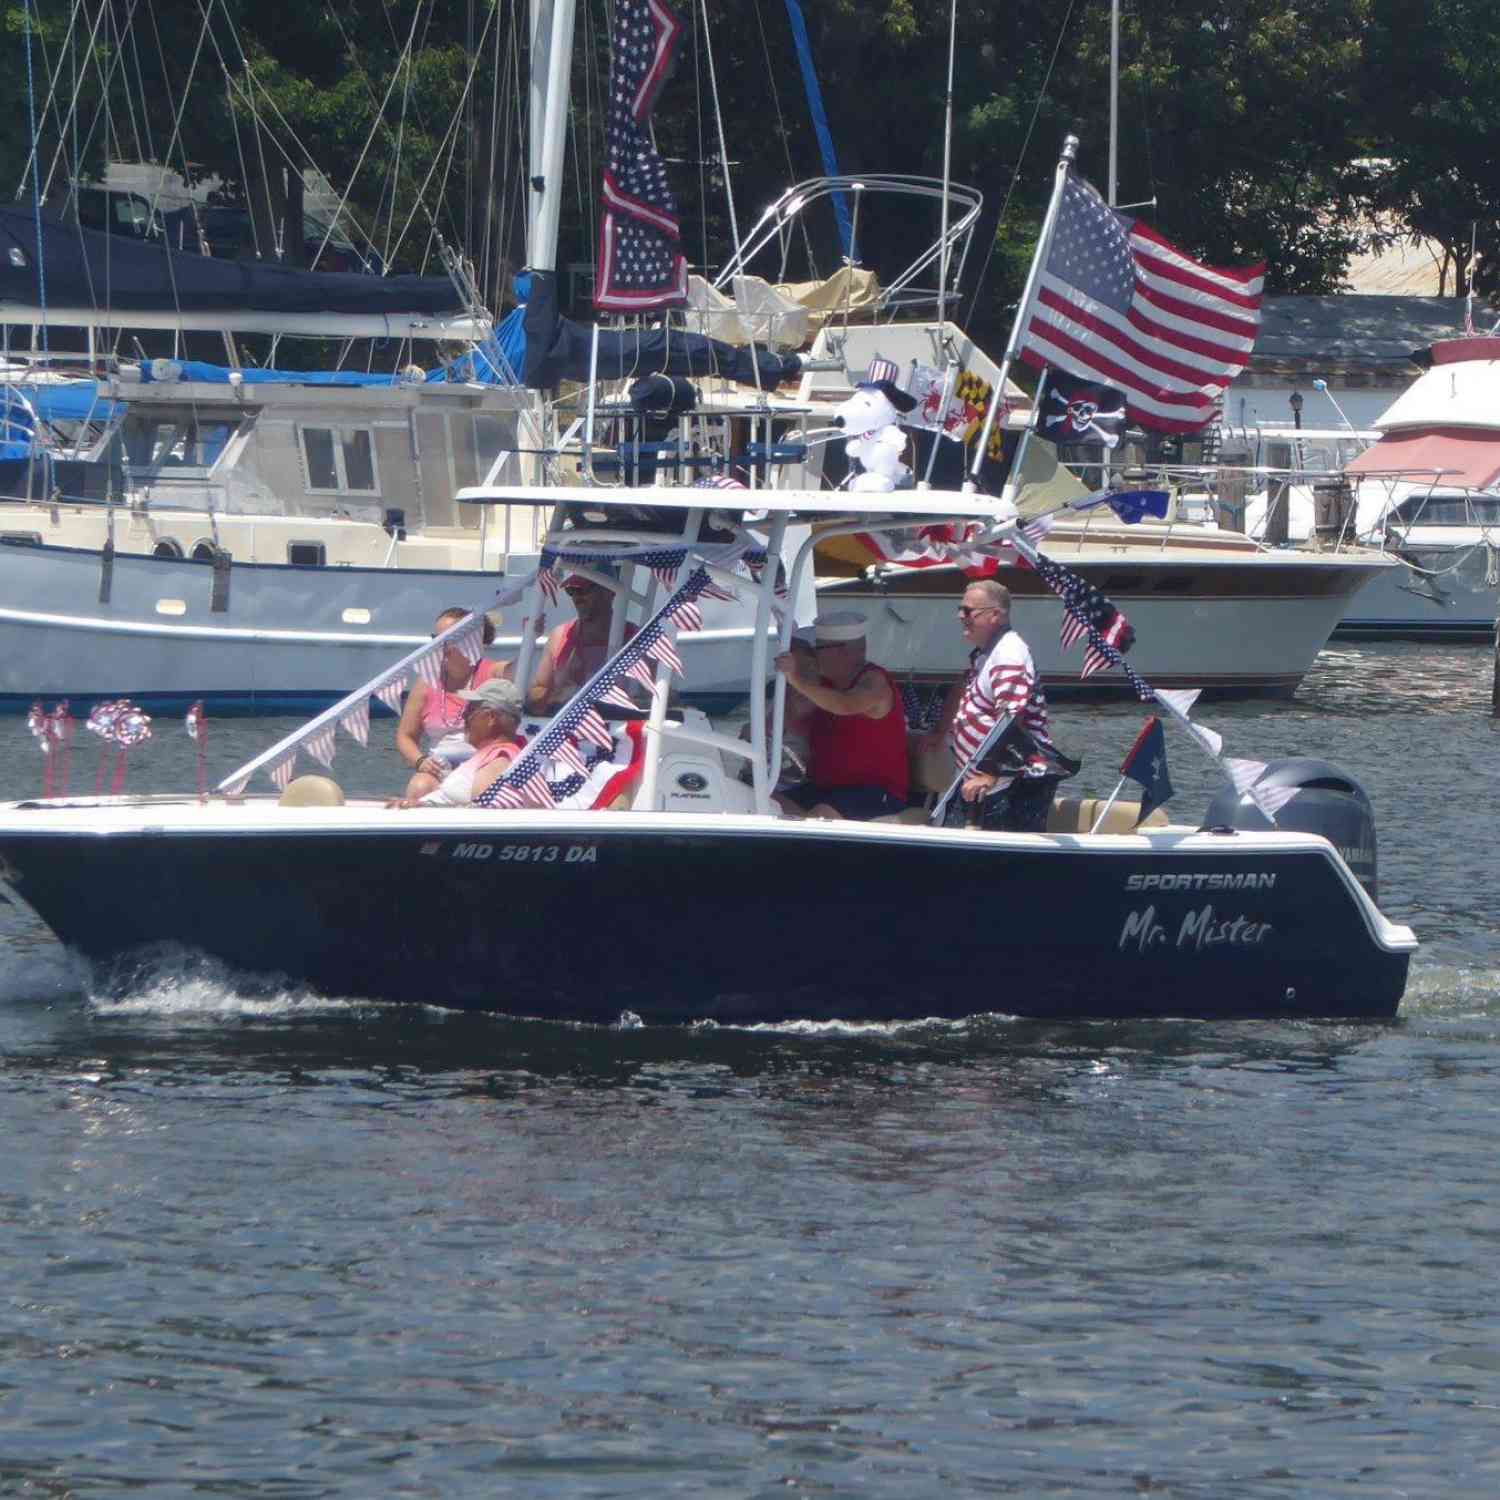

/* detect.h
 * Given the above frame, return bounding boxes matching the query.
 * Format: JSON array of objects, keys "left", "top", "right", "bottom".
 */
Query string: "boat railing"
[{"left": 712, "top": 174, "right": 984, "bottom": 318}]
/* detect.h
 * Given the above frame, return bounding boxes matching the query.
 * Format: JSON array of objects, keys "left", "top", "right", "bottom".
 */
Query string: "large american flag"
[
  {"left": 595, "top": 0, "right": 688, "bottom": 312},
  {"left": 1020, "top": 174, "right": 1264, "bottom": 433}
]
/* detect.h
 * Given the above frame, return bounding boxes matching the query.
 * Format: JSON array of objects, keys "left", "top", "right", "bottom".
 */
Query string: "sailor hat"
[{"left": 813, "top": 610, "right": 868, "bottom": 644}]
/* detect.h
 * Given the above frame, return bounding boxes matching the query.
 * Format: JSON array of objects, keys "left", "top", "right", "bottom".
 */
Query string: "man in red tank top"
[{"left": 772, "top": 611, "right": 908, "bottom": 820}]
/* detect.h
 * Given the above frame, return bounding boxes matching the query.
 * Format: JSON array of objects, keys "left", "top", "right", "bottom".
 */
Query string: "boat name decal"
[
  {"left": 1125, "top": 872, "right": 1276, "bottom": 892},
  {"left": 449, "top": 842, "right": 598, "bottom": 864},
  {"left": 1119, "top": 904, "right": 1273, "bottom": 955}
]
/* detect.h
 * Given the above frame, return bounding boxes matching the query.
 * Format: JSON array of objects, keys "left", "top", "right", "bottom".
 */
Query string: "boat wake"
[
  {"left": 85, "top": 942, "right": 372, "bottom": 1022},
  {"left": 1397, "top": 960, "right": 1500, "bottom": 1023}
]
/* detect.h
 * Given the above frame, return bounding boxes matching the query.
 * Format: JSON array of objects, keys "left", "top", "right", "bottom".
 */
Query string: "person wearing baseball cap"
[
  {"left": 389, "top": 676, "right": 525, "bottom": 808},
  {"left": 771, "top": 610, "right": 908, "bottom": 820}
]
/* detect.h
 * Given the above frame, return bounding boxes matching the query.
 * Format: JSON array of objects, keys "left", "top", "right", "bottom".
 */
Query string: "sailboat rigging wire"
[
  {"left": 958, "top": 0, "right": 1078, "bottom": 334},
  {"left": 19, "top": 0, "right": 92, "bottom": 201},
  {"left": 23, "top": 0, "right": 48, "bottom": 350},
  {"left": 381, "top": 9, "right": 498, "bottom": 276},
  {"left": 37, "top": 0, "right": 113, "bottom": 203},
  {"left": 698, "top": 0, "right": 742, "bottom": 263}
]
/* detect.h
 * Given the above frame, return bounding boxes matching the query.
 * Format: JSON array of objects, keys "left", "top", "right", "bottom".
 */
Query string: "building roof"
[{"left": 1247, "top": 295, "right": 1499, "bottom": 373}]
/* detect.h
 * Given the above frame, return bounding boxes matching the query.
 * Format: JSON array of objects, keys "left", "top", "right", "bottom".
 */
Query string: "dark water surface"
[{"left": 2, "top": 642, "right": 1498, "bottom": 1497}]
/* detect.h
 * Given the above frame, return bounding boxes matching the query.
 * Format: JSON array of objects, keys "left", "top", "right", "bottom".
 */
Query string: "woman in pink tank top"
[{"left": 396, "top": 607, "right": 513, "bottom": 801}]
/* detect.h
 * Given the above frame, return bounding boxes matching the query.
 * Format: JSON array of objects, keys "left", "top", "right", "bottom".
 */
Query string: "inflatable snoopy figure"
[{"left": 832, "top": 378, "right": 918, "bottom": 492}]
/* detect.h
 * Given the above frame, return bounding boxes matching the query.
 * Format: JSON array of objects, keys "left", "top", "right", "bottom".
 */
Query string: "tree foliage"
[{"left": 5, "top": 0, "right": 1498, "bottom": 333}]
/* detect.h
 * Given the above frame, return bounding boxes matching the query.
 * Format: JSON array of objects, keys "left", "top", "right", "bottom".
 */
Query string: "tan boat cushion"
[{"left": 1047, "top": 795, "right": 1168, "bottom": 834}]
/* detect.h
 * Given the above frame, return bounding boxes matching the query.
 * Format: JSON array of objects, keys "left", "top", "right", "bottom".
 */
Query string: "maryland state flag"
[{"left": 1038, "top": 370, "right": 1127, "bottom": 448}]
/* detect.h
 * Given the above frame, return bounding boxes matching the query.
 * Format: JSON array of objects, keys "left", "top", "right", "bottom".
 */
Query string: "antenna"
[{"left": 1311, "top": 378, "right": 1357, "bottom": 434}]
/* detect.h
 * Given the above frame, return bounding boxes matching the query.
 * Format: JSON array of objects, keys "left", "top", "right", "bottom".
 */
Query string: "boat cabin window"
[
  {"left": 301, "top": 426, "right": 379, "bottom": 495},
  {"left": 121, "top": 413, "right": 235, "bottom": 474},
  {"left": 190, "top": 539, "right": 225, "bottom": 562},
  {"left": 1391, "top": 494, "right": 1500, "bottom": 527},
  {"left": 151, "top": 537, "right": 184, "bottom": 559},
  {"left": 1, "top": 531, "right": 42, "bottom": 546},
  {"left": 287, "top": 540, "right": 327, "bottom": 567}
]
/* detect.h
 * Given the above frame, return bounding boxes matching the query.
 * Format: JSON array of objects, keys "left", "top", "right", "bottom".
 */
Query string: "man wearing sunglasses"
[{"left": 928, "top": 579, "right": 1073, "bottom": 832}]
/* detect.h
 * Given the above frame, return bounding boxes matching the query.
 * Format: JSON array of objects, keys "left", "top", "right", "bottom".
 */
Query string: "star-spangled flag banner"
[
  {"left": 1120, "top": 716, "right": 1174, "bottom": 823},
  {"left": 476, "top": 564, "right": 716, "bottom": 810},
  {"left": 1023, "top": 548, "right": 1155, "bottom": 700},
  {"left": 595, "top": 0, "right": 688, "bottom": 311},
  {"left": 1019, "top": 173, "right": 1264, "bottom": 433}
]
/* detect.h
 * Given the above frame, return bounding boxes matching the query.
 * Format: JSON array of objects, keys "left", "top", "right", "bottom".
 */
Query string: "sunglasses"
[{"left": 957, "top": 605, "right": 998, "bottom": 619}]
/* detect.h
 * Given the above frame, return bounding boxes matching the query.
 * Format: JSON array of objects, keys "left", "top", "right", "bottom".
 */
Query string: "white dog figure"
[{"left": 833, "top": 379, "right": 918, "bottom": 492}]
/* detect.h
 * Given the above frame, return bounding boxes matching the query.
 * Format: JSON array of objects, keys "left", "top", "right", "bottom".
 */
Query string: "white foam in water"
[
  {"left": 1399, "top": 961, "right": 1500, "bottom": 1021},
  {"left": 86, "top": 942, "right": 369, "bottom": 1021}
]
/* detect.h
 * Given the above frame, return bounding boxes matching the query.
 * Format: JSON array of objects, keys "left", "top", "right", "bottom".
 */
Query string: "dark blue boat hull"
[{"left": 0, "top": 819, "right": 1410, "bottom": 1024}]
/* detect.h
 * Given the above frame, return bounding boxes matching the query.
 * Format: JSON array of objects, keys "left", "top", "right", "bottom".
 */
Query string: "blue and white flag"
[{"left": 1120, "top": 716, "right": 1173, "bottom": 823}]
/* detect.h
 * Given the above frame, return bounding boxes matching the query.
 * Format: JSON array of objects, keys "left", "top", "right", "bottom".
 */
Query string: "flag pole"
[
  {"left": 966, "top": 134, "right": 1078, "bottom": 492},
  {"left": 999, "top": 360, "right": 1051, "bottom": 506},
  {"left": 1089, "top": 776, "right": 1129, "bottom": 834}
]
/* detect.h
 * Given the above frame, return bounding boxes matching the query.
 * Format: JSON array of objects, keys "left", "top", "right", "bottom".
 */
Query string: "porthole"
[
  {"left": 152, "top": 537, "right": 184, "bottom": 560},
  {"left": 190, "top": 539, "right": 219, "bottom": 562}
]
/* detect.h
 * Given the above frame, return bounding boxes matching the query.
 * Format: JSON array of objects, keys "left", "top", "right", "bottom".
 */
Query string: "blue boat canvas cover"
[{"left": 0, "top": 206, "right": 464, "bottom": 319}]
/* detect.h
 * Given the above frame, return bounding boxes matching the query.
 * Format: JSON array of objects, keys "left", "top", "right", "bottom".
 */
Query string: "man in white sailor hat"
[{"left": 771, "top": 610, "right": 909, "bottom": 820}]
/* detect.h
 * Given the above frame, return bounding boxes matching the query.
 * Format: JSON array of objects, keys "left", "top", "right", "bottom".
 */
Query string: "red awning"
[{"left": 1347, "top": 426, "right": 1500, "bottom": 488}]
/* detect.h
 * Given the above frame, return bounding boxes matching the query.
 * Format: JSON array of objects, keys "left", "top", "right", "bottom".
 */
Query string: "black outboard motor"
[{"left": 1201, "top": 758, "right": 1379, "bottom": 903}]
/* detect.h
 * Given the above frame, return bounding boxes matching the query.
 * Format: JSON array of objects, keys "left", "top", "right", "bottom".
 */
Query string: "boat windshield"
[{"left": 1390, "top": 493, "right": 1500, "bottom": 527}]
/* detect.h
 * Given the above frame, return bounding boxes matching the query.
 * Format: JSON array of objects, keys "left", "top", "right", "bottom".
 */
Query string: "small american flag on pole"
[
  {"left": 1020, "top": 174, "right": 1264, "bottom": 433},
  {"left": 595, "top": 0, "right": 688, "bottom": 312},
  {"left": 1026, "top": 550, "right": 1156, "bottom": 701}
]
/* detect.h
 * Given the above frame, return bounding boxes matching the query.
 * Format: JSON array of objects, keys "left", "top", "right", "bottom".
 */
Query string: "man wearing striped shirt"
[{"left": 928, "top": 579, "right": 1067, "bottom": 832}]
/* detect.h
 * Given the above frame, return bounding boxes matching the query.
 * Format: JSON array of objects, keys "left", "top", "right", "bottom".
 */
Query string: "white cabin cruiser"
[{"left": 0, "top": 485, "right": 1415, "bottom": 1024}]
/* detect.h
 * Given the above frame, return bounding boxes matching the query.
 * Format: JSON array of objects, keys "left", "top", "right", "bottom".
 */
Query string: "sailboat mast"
[
  {"left": 938, "top": 0, "right": 957, "bottom": 327},
  {"left": 1108, "top": 0, "right": 1119, "bottom": 206},
  {"left": 528, "top": 0, "right": 577, "bottom": 271}
]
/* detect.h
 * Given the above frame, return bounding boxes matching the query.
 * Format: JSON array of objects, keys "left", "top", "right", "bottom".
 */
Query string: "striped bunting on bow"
[
  {"left": 476, "top": 564, "right": 716, "bottom": 810},
  {"left": 413, "top": 649, "right": 444, "bottom": 687},
  {"left": 665, "top": 599, "right": 702, "bottom": 633},
  {"left": 1226, "top": 758, "right": 1301, "bottom": 821},
  {"left": 374, "top": 678, "right": 407, "bottom": 714},
  {"left": 454, "top": 621, "right": 485, "bottom": 665},
  {"left": 270, "top": 756, "right": 297, "bottom": 790},
  {"left": 305, "top": 725, "right": 338, "bottom": 768},
  {"left": 636, "top": 548, "right": 688, "bottom": 590},
  {"left": 340, "top": 699, "right": 370, "bottom": 747},
  {"left": 626, "top": 658, "right": 659, "bottom": 692},
  {"left": 647, "top": 631, "right": 684, "bottom": 678}
]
